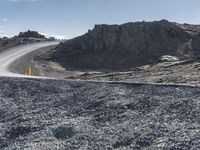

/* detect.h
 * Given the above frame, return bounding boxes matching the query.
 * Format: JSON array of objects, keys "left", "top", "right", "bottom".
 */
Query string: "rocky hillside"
[
  {"left": 50, "top": 20, "right": 200, "bottom": 71},
  {"left": 0, "top": 31, "right": 47, "bottom": 52},
  {"left": 18, "top": 30, "right": 45, "bottom": 39},
  {"left": 173, "top": 22, "right": 200, "bottom": 35}
]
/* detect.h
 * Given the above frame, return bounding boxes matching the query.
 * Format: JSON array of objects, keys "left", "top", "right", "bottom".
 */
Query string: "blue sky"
[{"left": 0, "top": 0, "right": 200, "bottom": 39}]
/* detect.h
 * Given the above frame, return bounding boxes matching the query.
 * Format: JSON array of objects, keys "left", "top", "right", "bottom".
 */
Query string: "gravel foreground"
[{"left": 0, "top": 78, "right": 200, "bottom": 149}]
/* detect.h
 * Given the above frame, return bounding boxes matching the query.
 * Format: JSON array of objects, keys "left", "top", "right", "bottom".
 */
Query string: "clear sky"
[{"left": 0, "top": 0, "right": 200, "bottom": 39}]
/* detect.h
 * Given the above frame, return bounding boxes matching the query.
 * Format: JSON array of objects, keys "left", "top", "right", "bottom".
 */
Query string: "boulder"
[{"left": 159, "top": 55, "right": 179, "bottom": 62}]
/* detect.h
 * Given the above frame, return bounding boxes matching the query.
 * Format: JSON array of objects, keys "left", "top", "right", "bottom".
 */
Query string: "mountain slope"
[
  {"left": 49, "top": 20, "right": 200, "bottom": 71},
  {"left": 173, "top": 22, "right": 200, "bottom": 35}
]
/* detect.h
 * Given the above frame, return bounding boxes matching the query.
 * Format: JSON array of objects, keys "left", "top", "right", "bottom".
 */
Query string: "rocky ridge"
[
  {"left": 0, "top": 31, "right": 47, "bottom": 52},
  {"left": 50, "top": 20, "right": 200, "bottom": 70},
  {"left": 18, "top": 30, "right": 46, "bottom": 39}
]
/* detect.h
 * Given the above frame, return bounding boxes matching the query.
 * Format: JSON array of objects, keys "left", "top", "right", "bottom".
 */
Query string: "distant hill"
[
  {"left": 49, "top": 20, "right": 200, "bottom": 71},
  {"left": 0, "top": 31, "right": 47, "bottom": 52},
  {"left": 18, "top": 30, "right": 46, "bottom": 39}
]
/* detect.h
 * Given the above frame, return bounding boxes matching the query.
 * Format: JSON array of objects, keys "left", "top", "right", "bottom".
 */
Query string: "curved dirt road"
[{"left": 0, "top": 41, "right": 59, "bottom": 78}]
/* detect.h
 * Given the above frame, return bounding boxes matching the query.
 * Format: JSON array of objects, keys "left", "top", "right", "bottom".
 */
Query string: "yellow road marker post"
[
  {"left": 25, "top": 66, "right": 32, "bottom": 75},
  {"left": 28, "top": 66, "right": 32, "bottom": 76}
]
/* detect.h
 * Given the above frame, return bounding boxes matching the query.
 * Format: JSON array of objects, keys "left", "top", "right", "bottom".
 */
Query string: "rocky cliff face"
[{"left": 51, "top": 20, "right": 200, "bottom": 70}]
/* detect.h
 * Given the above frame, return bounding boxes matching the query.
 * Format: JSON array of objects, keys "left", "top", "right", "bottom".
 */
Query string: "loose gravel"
[{"left": 0, "top": 77, "right": 200, "bottom": 149}]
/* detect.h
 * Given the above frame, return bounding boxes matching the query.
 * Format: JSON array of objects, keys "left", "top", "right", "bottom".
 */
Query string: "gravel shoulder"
[
  {"left": 73, "top": 59, "right": 200, "bottom": 85},
  {"left": 1, "top": 77, "right": 200, "bottom": 149}
]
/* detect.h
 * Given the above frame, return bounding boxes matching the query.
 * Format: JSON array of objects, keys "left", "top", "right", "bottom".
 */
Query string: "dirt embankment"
[{"left": 75, "top": 59, "right": 200, "bottom": 85}]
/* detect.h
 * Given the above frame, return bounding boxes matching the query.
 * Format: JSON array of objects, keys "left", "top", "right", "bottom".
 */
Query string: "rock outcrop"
[
  {"left": 50, "top": 20, "right": 200, "bottom": 70},
  {"left": 18, "top": 30, "right": 45, "bottom": 39},
  {"left": 0, "top": 31, "right": 47, "bottom": 52},
  {"left": 174, "top": 22, "right": 200, "bottom": 35}
]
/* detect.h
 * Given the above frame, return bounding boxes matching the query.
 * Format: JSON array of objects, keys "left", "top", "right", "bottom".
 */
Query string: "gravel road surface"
[
  {"left": 0, "top": 77, "right": 200, "bottom": 149},
  {"left": 0, "top": 42, "right": 59, "bottom": 78}
]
